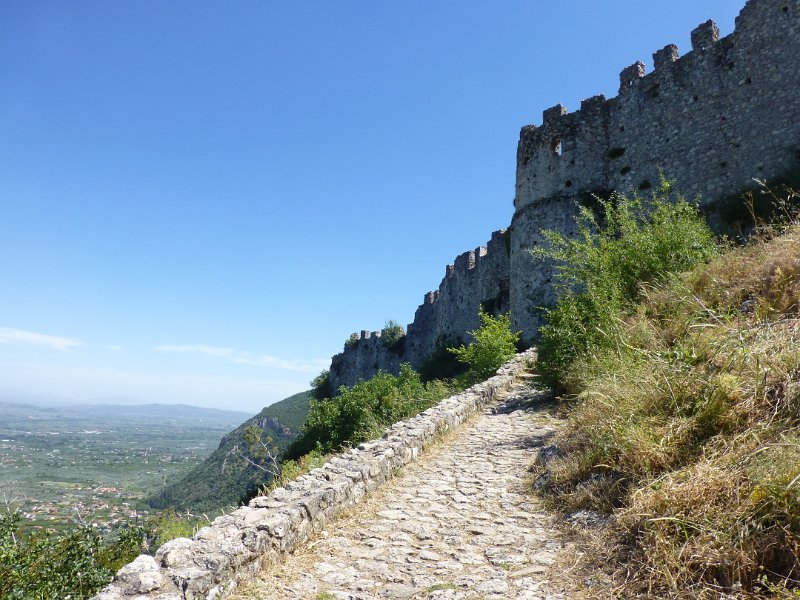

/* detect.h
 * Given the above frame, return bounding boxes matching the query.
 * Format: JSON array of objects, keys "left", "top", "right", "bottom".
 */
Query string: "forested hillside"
[{"left": 147, "top": 390, "right": 313, "bottom": 512}]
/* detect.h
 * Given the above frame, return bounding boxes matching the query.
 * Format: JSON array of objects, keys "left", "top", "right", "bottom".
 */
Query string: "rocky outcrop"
[{"left": 92, "top": 350, "right": 537, "bottom": 600}]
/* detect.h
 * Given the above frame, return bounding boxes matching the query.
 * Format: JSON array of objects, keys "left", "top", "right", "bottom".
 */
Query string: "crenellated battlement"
[
  {"left": 452, "top": 249, "right": 476, "bottom": 273},
  {"left": 653, "top": 44, "right": 680, "bottom": 70},
  {"left": 351, "top": 324, "right": 409, "bottom": 345},
  {"left": 420, "top": 229, "right": 507, "bottom": 311},
  {"left": 512, "top": 0, "right": 800, "bottom": 340},
  {"left": 691, "top": 19, "right": 720, "bottom": 52},
  {"left": 516, "top": 1, "right": 799, "bottom": 213},
  {"left": 618, "top": 61, "right": 646, "bottom": 92},
  {"left": 542, "top": 103, "right": 568, "bottom": 125},
  {"left": 330, "top": 229, "right": 510, "bottom": 390}
]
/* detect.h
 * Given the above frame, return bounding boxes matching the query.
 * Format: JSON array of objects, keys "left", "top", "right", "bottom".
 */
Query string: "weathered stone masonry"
[
  {"left": 329, "top": 229, "right": 510, "bottom": 391},
  {"left": 335, "top": 0, "right": 800, "bottom": 375},
  {"left": 512, "top": 1, "right": 800, "bottom": 339},
  {"left": 92, "top": 352, "right": 536, "bottom": 600}
]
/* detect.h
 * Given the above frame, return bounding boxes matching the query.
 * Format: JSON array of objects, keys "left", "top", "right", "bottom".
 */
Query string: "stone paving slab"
[{"left": 234, "top": 383, "right": 566, "bottom": 600}]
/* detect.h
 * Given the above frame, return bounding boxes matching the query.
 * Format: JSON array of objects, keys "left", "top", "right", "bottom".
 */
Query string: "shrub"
[
  {"left": 140, "top": 512, "right": 201, "bottom": 552},
  {"left": 419, "top": 334, "right": 467, "bottom": 383},
  {"left": 310, "top": 369, "right": 330, "bottom": 400},
  {"left": 0, "top": 502, "right": 212, "bottom": 600},
  {"left": 535, "top": 192, "right": 800, "bottom": 596},
  {"left": 534, "top": 179, "right": 717, "bottom": 389},
  {"left": 258, "top": 447, "right": 329, "bottom": 496},
  {"left": 381, "top": 319, "right": 406, "bottom": 353},
  {"left": 285, "top": 364, "right": 450, "bottom": 459},
  {"left": 0, "top": 514, "right": 113, "bottom": 599},
  {"left": 448, "top": 311, "right": 520, "bottom": 387},
  {"left": 344, "top": 332, "right": 359, "bottom": 349},
  {"left": 96, "top": 522, "right": 147, "bottom": 573}
]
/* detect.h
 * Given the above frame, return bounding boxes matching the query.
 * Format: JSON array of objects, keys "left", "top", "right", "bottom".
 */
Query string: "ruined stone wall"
[
  {"left": 332, "top": 0, "right": 800, "bottom": 379},
  {"left": 93, "top": 351, "right": 534, "bottom": 600},
  {"left": 328, "top": 229, "right": 510, "bottom": 391},
  {"left": 511, "top": 0, "right": 800, "bottom": 340},
  {"left": 404, "top": 229, "right": 510, "bottom": 367},
  {"left": 328, "top": 328, "right": 405, "bottom": 392}
]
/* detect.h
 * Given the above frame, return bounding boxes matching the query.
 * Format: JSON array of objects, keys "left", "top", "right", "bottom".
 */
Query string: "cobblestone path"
[{"left": 235, "top": 381, "right": 567, "bottom": 600}]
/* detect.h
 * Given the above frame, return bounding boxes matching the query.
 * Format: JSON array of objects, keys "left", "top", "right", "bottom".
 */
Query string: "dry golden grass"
[{"left": 538, "top": 220, "right": 800, "bottom": 597}]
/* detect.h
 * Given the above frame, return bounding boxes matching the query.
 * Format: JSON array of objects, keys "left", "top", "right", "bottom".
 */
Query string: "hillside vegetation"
[
  {"left": 535, "top": 184, "right": 800, "bottom": 597},
  {"left": 277, "top": 311, "right": 516, "bottom": 480},
  {"left": 147, "top": 390, "right": 313, "bottom": 512},
  {"left": 147, "top": 308, "right": 520, "bottom": 513}
]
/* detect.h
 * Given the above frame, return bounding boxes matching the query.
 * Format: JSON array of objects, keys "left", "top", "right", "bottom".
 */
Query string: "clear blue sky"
[{"left": 0, "top": 1, "right": 744, "bottom": 413}]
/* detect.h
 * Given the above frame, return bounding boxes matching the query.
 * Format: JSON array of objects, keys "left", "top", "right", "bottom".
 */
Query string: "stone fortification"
[
  {"left": 328, "top": 328, "right": 404, "bottom": 393},
  {"left": 329, "top": 229, "right": 509, "bottom": 391},
  {"left": 332, "top": 0, "right": 800, "bottom": 380},
  {"left": 404, "top": 229, "right": 511, "bottom": 366},
  {"left": 511, "top": 0, "right": 800, "bottom": 339},
  {"left": 92, "top": 351, "right": 535, "bottom": 600}
]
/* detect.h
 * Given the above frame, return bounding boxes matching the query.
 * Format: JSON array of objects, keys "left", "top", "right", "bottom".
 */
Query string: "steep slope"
[
  {"left": 146, "top": 390, "right": 312, "bottom": 513},
  {"left": 537, "top": 219, "right": 800, "bottom": 596}
]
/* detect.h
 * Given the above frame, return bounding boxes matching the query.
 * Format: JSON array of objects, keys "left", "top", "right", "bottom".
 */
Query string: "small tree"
[
  {"left": 381, "top": 319, "right": 405, "bottom": 352},
  {"left": 223, "top": 425, "right": 281, "bottom": 482},
  {"left": 449, "top": 311, "right": 520, "bottom": 386},
  {"left": 310, "top": 369, "right": 330, "bottom": 400}
]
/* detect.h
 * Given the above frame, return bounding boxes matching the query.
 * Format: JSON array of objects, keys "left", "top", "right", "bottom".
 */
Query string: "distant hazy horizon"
[{"left": 0, "top": 388, "right": 257, "bottom": 416}]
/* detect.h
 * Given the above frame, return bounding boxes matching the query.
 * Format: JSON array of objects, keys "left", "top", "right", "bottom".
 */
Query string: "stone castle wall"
[
  {"left": 511, "top": 0, "right": 800, "bottom": 339},
  {"left": 329, "top": 229, "right": 510, "bottom": 391},
  {"left": 328, "top": 328, "right": 405, "bottom": 393},
  {"left": 336, "top": 0, "right": 800, "bottom": 385}
]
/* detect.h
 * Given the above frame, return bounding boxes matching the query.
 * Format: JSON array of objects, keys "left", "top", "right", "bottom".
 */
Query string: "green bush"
[
  {"left": 0, "top": 505, "right": 206, "bottom": 599},
  {"left": 285, "top": 364, "right": 450, "bottom": 459},
  {"left": 448, "top": 311, "right": 520, "bottom": 387},
  {"left": 0, "top": 515, "right": 112, "bottom": 599},
  {"left": 381, "top": 319, "right": 406, "bottom": 353},
  {"left": 310, "top": 369, "right": 330, "bottom": 400},
  {"left": 534, "top": 180, "right": 717, "bottom": 388},
  {"left": 419, "top": 334, "right": 468, "bottom": 383},
  {"left": 141, "top": 512, "right": 200, "bottom": 552},
  {"left": 537, "top": 215, "right": 800, "bottom": 596}
]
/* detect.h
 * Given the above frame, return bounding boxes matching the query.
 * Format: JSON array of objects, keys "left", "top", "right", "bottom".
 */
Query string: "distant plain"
[{"left": 0, "top": 401, "right": 251, "bottom": 530}]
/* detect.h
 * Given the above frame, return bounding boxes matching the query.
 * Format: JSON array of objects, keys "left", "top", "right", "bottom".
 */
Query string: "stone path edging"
[
  {"left": 235, "top": 370, "right": 563, "bottom": 599},
  {"left": 92, "top": 350, "right": 537, "bottom": 600}
]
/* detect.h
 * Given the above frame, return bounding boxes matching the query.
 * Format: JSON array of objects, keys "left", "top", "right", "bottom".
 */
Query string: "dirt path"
[{"left": 234, "top": 381, "right": 567, "bottom": 600}]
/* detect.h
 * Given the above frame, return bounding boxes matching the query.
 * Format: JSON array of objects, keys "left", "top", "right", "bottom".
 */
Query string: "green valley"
[{"left": 0, "top": 401, "right": 251, "bottom": 530}]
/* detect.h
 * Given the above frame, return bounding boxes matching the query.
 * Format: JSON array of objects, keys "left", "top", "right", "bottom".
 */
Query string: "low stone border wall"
[{"left": 93, "top": 350, "right": 536, "bottom": 600}]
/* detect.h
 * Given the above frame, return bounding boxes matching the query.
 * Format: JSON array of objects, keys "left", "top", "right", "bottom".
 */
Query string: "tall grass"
[{"left": 534, "top": 186, "right": 800, "bottom": 596}]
